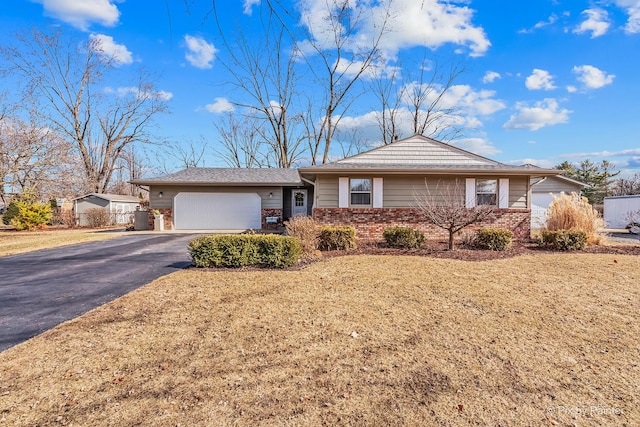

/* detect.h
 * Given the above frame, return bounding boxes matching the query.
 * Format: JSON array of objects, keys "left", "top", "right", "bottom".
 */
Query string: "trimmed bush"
[
  {"left": 84, "top": 208, "right": 111, "bottom": 228},
  {"left": 318, "top": 225, "right": 356, "bottom": 251},
  {"left": 474, "top": 228, "right": 513, "bottom": 251},
  {"left": 537, "top": 230, "right": 587, "bottom": 251},
  {"left": 10, "top": 199, "right": 53, "bottom": 231},
  {"left": 188, "top": 234, "right": 301, "bottom": 268},
  {"left": 284, "top": 216, "right": 320, "bottom": 258},
  {"left": 383, "top": 226, "right": 424, "bottom": 249}
]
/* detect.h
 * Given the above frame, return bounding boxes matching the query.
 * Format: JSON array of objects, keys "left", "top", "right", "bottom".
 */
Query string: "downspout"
[{"left": 300, "top": 177, "right": 316, "bottom": 210}]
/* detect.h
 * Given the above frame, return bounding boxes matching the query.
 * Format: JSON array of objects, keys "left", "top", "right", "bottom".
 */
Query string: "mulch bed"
[{"left": 321, "top": 239, "right": 640, "bottom": 262}]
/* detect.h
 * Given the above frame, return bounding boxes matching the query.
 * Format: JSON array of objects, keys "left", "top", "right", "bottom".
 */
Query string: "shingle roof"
[
  {"left": 131, "top": 168, "right": 303, "bottom": 186},
  {"left": 74, "top": 193, "right": 142, "bottom": 203},
  {"left": 300, "top": 135, "right": 561, "bottom": 175}
]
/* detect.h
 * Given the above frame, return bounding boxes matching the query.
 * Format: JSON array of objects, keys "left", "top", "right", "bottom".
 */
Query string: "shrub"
[
  {"left": 474, "top": 228, "right": 513, "bottom": 251},
  {"left": 537, "top": 230, "right": 587, "bottom": 251},
  {"left": 188, "top": 234, "right": 301, "bottom": 268},
  {"left": 318, "top": 225, "right": 356, "bottom": 251},
  {"left": 10, "top": 199, "right": 53, "bottom": 231},
  {"left": 2, "top": 201, "right": 19, "bottom": 225},
  {"left": 383, "top": 226, "right": 424, "bottom": 249},
  {"left": 545, "top": 192, "right": 604, "bottom": 245},
  {"left": 59, "top": 210, "right": 78, "bottom": 228},
  {"left": 284, "top": 216, "right": 320, "bottom": 258},
  {"left": 84, "top": 208, "right": 111, "bottom": 228}
]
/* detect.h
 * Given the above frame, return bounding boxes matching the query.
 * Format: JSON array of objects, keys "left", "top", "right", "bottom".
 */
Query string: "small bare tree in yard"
[{"left": 414, "top": 179, "right": 495, "bottom": 250}]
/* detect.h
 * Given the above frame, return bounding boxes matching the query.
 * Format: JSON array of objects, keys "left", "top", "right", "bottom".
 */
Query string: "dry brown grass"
[
  {"left": 0, "top": 228, "right": 127, "bottom": 257},
  {"left": 1, "top": 254, "right": 638, "bottom": 426}
]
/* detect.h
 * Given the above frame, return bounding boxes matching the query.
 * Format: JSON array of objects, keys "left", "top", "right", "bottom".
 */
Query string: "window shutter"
[
  {"left": 338, "top": 177, "right": 349, "bottom": 208},
  {"left": 499, "top": 178, "right": 509, "bottom": 208},
  {"left": 373, "top": 177, "right": 383, "bottom": 208},
  {"left": 465, "top": 178, "right": 476, "bottom": 208}
]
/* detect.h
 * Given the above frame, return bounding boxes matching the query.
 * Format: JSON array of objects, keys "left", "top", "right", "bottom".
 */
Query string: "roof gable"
[
  {"left": 334, "top": 134, "right": 499, "bottom": 167},
  {"left": 74, "top": 193, "right": 141, "bottom": 203}
]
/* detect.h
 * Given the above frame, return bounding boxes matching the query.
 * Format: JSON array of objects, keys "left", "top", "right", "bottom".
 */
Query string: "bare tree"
[
  {"left": 0, "top": 27, "right": 168, "bottom": 193},
  {"left": 0, "top": 111, "right": 78, "bottom": 202},
  {"left": 214, "top": 11, "right": 306, "bottom": 168},
  {"left": 612, "top": 173, "right": 640, "bottom": 196},
  {"left": 302, "top": 0, "right": 393, "bottom": 164},
  {"left": 214, "top": 114, "right": 268, "bottom": 168},
  {"left": 414, "top": 179, "right": 495, "bottom": 250}
]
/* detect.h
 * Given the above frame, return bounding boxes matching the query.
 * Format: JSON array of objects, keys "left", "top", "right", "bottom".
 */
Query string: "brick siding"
[
  {"left": 148, "top": 208, "right": 173, "bottom": 230},
  {"left": 261, "top": 208, "right": 283, "bottom": 229},
  {"left": 313, "top": 207, "right": 531, "bottom": 241}
]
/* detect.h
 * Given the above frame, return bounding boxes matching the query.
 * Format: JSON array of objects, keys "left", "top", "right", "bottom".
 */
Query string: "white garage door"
[
  {"left": 531, "top": 193, "right": 555, "bottom": 229},
  {"left": 174, "top": 193, "right": 261, "bottom": 230}
]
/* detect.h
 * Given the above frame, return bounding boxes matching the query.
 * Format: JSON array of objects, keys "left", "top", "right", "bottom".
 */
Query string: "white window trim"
[
  {"left": 349, "top": 178, "right": 372, "bottom": 207},
  {"left": 499, "top": 178, "right": 509, "bottom": 209},
  {"left": 372, "top": 177, "right": 383, "bottom": 208},
  {"left": 465, "top": 178, "right": 476, "bottom": 208},
  {"left": 338, "top": 177, "right": 349, "bottom": 208}
]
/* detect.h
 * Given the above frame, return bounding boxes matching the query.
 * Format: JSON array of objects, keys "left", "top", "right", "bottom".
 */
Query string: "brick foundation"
[
  {"left": 313, "top": 208, "right": 531, "bottom": 241},
  {"left": 148, "top": 208, "right": 173, "bottom": 230},
  {"left": 262, "top": 208, "right": 283, "bottom": 229}
]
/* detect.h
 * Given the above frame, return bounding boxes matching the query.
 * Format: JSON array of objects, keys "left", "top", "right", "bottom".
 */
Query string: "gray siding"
[
  {"left": 149, "top": 185, "right": 283, "bottom": 210},
  {"left": 532, "top": 176, "right": 583, "bottom": 194},
  {"left": 384, "top": 176, "right": 460, "bottom": 207},
  {"left": 509, "top": 177, "right": 528, "bottom": 209},
  {"left": 313, "top": 175, "right": 529, "bottom": 209},
  {"left": 315, "top": 176, "right": 339, "bottom": 208},
  {"left": 75, "top": 196, "right": 109, "bottom": 214}
]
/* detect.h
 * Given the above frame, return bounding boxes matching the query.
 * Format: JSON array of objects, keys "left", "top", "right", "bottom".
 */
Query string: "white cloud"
[
  {"left": 573, "top": 8, "right": 610, "bottom": 38},
  {"left": 561, "top": 148, "right": 640, "bottom": 158},
  {"left": 503, "top": 98, "right": 571, "bottom": 131},
  {"left": 566, "top": 85, "right": 577, "bottom": 93},
  {"left": 452, "top": 138, "right": 501, "bottom": 156},
  {"left": 299, "top": 0, "right": 490, "bottom": 58},
  {"left": 36, "top": 0, "right": 120, "bottom": 30},
  {"left": 572, "top": 65, "right": 615, "bottom": 89},
  {"left": 89, "top": 34, "right": 132, "bottom": 65},
  {"left": 525, "top": 69, "right": 556, "bottom": 91},
  {"left": 205, "top": 98, "right": 234, "bottom": 113},
  {"left": 612, "top": 0, "right": 640, "bottom": 34},
  {"left": 243, "top": 0, "right": 261, "bottom": 15},
  {"left": 519, "top": 14, "right": 559, "bottom": 34},
  {"left": 105, "top": 86, "right": 173, "bottom": 101},
  {"left": 482, "top": 71, "right": 501, "bottom": 84},
  {"left": 184, "top": 35, "right": 217, "bottom": 69}
]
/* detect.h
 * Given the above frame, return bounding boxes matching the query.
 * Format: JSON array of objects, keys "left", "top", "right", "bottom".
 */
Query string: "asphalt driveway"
[{"left": 0, "top": 233, "right": 201, "bottom": 352}]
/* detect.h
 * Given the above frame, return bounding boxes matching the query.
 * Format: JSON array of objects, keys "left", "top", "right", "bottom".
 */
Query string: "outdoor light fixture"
[
  {"left": 158, "top": 191, "right": 163, "bottom": 198},
  {"left": 269, "top": 192, "right": 273, "bottom": 198}
]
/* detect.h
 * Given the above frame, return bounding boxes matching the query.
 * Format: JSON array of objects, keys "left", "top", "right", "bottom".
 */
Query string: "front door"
[{"left": 291, "top": 189, "right": 307, "bottom": 217}]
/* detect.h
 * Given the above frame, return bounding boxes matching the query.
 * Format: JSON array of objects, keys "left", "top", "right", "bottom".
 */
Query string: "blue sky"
[{"left": 1, "top": 0, "right": 639, "bottom": 175}]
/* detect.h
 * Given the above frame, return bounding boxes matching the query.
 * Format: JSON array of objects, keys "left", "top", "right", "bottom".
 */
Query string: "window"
[
  {"left": 476, "top": 179, "right": 497, "bottom": 205},
  {"left": 350, "top": 178, "right": 371, "bottom": 206}
]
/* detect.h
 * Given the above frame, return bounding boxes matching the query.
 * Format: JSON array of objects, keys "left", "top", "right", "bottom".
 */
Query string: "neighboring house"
[
  {"left": 131, "top": 168, "right": 307, "bottom": 230},
  {"left": 73, "top": 193, "right": 142, "bottom": 226},
  {"left": 530, "top": 174, "right": 589, "bottom": 228},
  {"left": 133, "top": 135, "right": 563, "bottom": 238}
]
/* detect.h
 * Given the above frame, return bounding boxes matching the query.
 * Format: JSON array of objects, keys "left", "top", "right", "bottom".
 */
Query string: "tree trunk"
[{"left": 448, "top": 229, "right": 455, "bottom": 251}]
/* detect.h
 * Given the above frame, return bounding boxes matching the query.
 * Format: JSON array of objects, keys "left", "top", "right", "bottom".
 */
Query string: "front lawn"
[
  {"left": 0, "top": 254, "right": 637, "bottom": 426},
  {"left": 0, "top": 228, "right": 128, "bottom": 257}
]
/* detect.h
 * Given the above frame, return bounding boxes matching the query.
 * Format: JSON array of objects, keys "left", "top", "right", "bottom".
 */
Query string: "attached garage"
[
  {"left": 174, "top": 192, "right": 261, "bottom": 230},
  {"left": 530, "top": 175, "right": 588, "bottom": 229}
]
